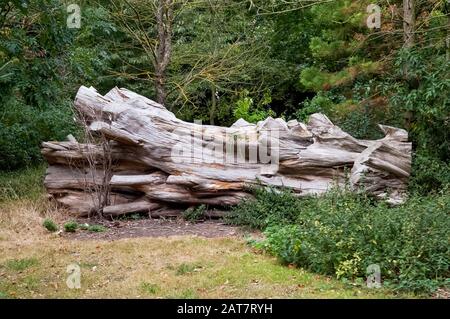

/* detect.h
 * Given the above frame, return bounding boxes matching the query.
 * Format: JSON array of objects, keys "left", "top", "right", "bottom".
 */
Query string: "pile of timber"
[{"left": 41, "top": 86, "right": 412, "bottom": 217}]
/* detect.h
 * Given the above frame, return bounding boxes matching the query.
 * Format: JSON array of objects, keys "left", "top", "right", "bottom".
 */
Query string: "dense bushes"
[
  {"left": 227, "top": 187, "right": 450, "bottom": 293},
  {"left": 388, "top": 49, "right": 450, "bottom": 163},
  {"left": 0, "top": 1, "right": 113, "bottom": 170},
  {"left": 409, "top": 151, "right": 450, "bottom": 195},
  {"left": 0, "top": 0, "right": 79, "bottom": 170},
  {"left": 0, "top": 99, "right": 77, "bottom": 170},
  {"left": 226, "top": 187, "right": 301, "bottom": 229}
]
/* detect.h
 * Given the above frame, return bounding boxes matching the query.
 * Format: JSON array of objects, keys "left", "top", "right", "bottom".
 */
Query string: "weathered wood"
[
  {"left": 41, "top": 86, "right": 412, "bottom": 216},
  {"left": 50, "top": 190, "right": 136, "bottom": 217},
  {"left": 103, "top": 200, "right": 162, "bottom": 217},
  {"left": 110, "top": 172, "right": 168, "bottom": 187}
]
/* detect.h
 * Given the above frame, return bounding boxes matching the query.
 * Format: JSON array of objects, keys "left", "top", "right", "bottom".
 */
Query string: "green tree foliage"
[
  {"left": 0, "top": 0, "right": 79, "bottom": 169},
  {"left": 287, "top": 0, "right": 448, "bottom": 177},
  {"left": 389, "top": 48, "right": 449, "bottom": 161},
  {"left": 106, "top": 0, "right": 284, "bottom": 124},
  {"left": 290, "top": 1, "right": 392, "bottom": 139},
  {"left": 0, "top": 0, "right": 448, "bottom": 187},
  {"left": 0, "top": 0, "right": 120, "bottom": 170}
]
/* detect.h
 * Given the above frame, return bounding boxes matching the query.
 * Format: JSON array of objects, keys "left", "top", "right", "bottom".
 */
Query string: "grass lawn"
[
  {"left": 0, "top": 167, "right": 421, "bottom": 299},
  {"left": 0, "top": 236, "right": 419, "bottom": 299}
]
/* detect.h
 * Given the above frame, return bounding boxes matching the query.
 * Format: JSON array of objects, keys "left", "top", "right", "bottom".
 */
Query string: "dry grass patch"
[
  {"left": 0, "top": 166, "right": 71, "bottom": 245},
  {"left": 0, "top": 198, "right": 66, "bottom": 244}
]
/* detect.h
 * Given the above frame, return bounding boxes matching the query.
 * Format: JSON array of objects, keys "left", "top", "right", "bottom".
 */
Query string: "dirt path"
[{"left": 63, "top": 218, "right": 253, "bottom": 241}]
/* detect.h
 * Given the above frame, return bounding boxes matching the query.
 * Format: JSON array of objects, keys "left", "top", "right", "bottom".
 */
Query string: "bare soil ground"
[{"left": 64, "top": 218, "right": 252, "bottom": 241}]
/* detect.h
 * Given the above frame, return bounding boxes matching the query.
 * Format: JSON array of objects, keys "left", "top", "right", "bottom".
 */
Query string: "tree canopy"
[{"left": 0, "top": 0, "right": 448, "bottom": 180}]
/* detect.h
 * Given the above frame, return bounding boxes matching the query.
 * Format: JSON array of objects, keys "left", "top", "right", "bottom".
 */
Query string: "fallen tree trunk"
[{"left": 42, "top": 86, "right": 412, "bottom": 217}]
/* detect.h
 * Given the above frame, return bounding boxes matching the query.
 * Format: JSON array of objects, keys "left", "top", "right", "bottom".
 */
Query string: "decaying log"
[
  {"left": 41, "top": 86, "right": 412, "bottom": 216},
  {"left": 102, "top": 200, "right": 162, "bottom": 217}
]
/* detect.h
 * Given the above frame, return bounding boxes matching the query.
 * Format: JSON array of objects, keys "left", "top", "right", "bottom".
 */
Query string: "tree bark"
[
  {"left": 154, "top": 0, "right": 173, "bottom": 105},
  {"left": 41, "top": 86, "right": 412, "bottom": 216},
  {"left": 209, "top": 83, "right": 217, "bottom": 125},
  {"left": 403, "top": 0, "right": 415, "bottom": 48}
]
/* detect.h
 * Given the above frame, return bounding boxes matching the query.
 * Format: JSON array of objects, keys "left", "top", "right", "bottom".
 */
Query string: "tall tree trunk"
[
  {"left": 154, "top": 0, "right": 173, "bottom": 106},
  {"left": 447, "top": 10, "right": 450, "bottom": 61},
  {"left": 403, "top": 0, "right": 415, "bottom": 48},
  {"left": 209, "top": 84, "right": 217, "bottom": 125},
  {"left": 402, "top": 0, "right": 416, "bottom": 127},
  {"left": 155, "top": 69, "right": 167, "bottom": 106}
]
